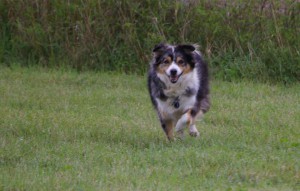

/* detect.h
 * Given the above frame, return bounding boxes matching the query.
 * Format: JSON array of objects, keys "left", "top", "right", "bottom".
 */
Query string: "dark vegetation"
[{"left": 0, "top": 0, "right": 299, "bottom": 83}]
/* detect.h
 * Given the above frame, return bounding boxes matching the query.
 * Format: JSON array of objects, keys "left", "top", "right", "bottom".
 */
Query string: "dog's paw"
[
  {"left": 189, "top": 131, "right": 200, "bottom": 137},
  {"left": 189, "top": 125, "right": 200, "bottom": 137}
]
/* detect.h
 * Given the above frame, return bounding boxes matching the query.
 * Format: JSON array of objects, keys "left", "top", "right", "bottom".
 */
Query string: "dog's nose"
[{"left": 170, "top": 69, "right": 177, "bottom": 76}]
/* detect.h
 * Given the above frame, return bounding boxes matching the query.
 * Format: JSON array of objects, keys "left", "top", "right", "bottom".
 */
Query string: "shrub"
[{"left": 0, "top": 0, "right": 299, "bottom": 82}]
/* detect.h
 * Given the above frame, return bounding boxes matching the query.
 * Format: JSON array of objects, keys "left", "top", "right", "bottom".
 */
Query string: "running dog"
[{"left": 148, "top": 43, "right": 210, "bottom": 140}]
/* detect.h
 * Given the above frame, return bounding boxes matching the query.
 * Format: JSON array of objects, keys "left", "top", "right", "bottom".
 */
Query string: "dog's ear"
[
  {"left": 176, "top": 44, "right": 196, "bottom": 52},
  {"left": 176, "top": 44, "right": 197, "bottom": 67}
]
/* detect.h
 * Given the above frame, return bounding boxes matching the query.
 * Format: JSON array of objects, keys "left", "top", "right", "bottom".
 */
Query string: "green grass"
[{"left": 0, "top": 66, "right": 299, "bottom": 190}]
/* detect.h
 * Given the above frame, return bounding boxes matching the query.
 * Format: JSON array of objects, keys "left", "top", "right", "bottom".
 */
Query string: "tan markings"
[
  {"left": 186, "top": 110, "right": 195, "bottom": 126},
  {"left": 157, "top": 56, "right": 172, "bottom": 74},
  {"left": 165, "top": 120, "right": 174, "bottom": 141},
  {"left": 182, "top": 64, "right": 192, "bottom": 74},
  {"left": 176, "top": 56, "right": 192, "bottom": 74},
  {"left": 176, "top": 57, "right": 185, "bottom": 65},
  {"left": 164, "top": 56, "right": 172, "bottom": 64}
]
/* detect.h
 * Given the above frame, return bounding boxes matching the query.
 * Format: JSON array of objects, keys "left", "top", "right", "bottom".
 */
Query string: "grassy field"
[{"left": 0, "top": 66, "right": 299, "bottom": 190}]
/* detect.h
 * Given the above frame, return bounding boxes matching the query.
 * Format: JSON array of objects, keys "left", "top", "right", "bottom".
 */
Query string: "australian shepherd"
[{"left": 148, "top": 43, "right": 210, "bottom": 140}]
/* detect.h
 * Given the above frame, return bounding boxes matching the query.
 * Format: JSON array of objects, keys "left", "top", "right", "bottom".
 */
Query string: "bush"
[{"left": 0, "top": 0, "right": 299, "bottom": 82}]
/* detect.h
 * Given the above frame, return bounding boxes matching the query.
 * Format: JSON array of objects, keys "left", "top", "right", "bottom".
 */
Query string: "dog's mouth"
[{"left": 169, "top": 73, "right": 182, "bottom": 83}]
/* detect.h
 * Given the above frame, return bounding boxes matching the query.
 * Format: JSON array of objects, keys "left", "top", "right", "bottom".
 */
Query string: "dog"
[{"left": 147, "top": 43, "right": 210, "bottom": 140}]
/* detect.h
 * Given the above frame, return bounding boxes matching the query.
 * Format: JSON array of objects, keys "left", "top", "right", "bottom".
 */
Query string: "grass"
[{"left": 0, "top": 66, "right": 299, "bottom": 190}]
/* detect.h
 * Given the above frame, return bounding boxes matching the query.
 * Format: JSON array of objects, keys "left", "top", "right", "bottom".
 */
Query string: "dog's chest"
[{"left": 156, "top": 82, "right": 198, "bottom": 118}]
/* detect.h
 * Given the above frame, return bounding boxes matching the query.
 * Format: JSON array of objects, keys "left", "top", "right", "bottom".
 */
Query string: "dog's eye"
[
  {"left": 177, "top": 60, "right": 185, "bottom": 65},
  {"left": 163, "top": 60, "right": 170, "bottom": 64}
]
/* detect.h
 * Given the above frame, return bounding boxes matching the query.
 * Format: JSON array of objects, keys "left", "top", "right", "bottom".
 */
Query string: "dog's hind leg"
[{"left": 189, "top": 110, "right": 203, "bottom": 137}]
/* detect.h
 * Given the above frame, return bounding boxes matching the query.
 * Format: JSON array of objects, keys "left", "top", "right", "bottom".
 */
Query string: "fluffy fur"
[{"left": 148, "top": 43, "right": 210, "bottom": 140}]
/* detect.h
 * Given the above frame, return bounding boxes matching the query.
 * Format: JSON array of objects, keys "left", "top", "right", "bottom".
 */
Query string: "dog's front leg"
[
  {"left": 174, "top": 111, "right": 190, "bottom": 139},
  {"left": 175, "top": 110, "right": 199, "bottom": 139},
  {"left": 189, "top": 124, "right": 200, "bottom": 137},
  {"left": 161, "top": 120, "right": 174, "bottom": 141}
]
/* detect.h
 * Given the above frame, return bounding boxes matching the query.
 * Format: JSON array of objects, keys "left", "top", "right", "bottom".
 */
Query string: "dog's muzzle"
[{"left": 169, "top": 69, "right": 182, "bottom": 83}]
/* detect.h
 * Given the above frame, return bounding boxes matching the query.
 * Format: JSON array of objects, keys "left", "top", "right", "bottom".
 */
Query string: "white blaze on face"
[
  {"left": 166, "top": 62, "right": 182, "bottom": 76},
  {"left": 166, "top": 46, "right": 182, "bottom": 77}
]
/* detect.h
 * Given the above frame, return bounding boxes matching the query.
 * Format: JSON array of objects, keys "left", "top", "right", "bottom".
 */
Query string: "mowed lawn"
[{"left": 0, "top": 66, "right": 299, "bottom": 190}]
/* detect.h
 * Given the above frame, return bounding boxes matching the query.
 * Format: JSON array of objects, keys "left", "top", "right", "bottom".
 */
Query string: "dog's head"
[{"left": 151, "top": 43, "right": 197, "bottom": 84}]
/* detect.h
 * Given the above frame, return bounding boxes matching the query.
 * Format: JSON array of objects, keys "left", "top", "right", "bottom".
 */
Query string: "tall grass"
[{"left": 0, "top": 0, "right": 299, "bottom": 82}]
